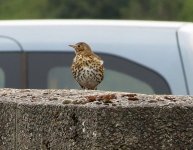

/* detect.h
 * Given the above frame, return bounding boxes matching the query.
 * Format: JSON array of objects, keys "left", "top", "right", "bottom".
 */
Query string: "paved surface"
[{"left": 0, "top": 88, "right": 193, "bottom": 149}]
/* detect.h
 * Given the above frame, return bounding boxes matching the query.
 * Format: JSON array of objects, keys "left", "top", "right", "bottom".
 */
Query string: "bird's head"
[{"left": 69, "top": 42, "right": 92, "bottom": 55}]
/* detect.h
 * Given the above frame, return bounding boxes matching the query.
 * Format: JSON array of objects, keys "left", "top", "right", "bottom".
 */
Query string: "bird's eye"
[{"left": 78, "top": 45, "right": 80, "bottom": 48}]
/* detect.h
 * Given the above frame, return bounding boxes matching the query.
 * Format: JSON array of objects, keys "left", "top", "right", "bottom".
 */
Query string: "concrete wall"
[{"left": 0, "top": 88, "right": 193, "bottom": 149}]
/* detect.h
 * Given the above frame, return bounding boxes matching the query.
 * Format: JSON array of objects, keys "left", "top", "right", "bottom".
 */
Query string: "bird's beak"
[{"left": 69, "top": 44, "right": 76, "bottom": 48}]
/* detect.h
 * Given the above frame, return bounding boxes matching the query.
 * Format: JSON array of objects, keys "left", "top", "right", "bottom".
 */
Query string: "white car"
[{"left": 0, "top": 19, "right": 192, "bottom": 95}]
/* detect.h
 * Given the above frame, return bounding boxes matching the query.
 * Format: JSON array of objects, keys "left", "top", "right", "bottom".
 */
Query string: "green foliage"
[
  {"left": 0, "top": 0, "right": 48, "bottom": 19},
  {"left": 43, "top": 0, "right": 128, "bottom": 19},
  {"left": 179, "top": 0, "right": 193, "bottom": 21},
  {"left": 120, "top": 0, "right": 184, "bottom": 21},
  {"left": 0, "top": 0, "right": 192, "bottom": 21}
]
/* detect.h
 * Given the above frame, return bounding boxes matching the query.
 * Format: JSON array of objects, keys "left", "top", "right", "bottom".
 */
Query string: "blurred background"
[
  {"left": 0, "top": 0, "right": 192, "bottom": 21},
  {"left": 0, "top": 0, "right": 192, "bottom": 95}
]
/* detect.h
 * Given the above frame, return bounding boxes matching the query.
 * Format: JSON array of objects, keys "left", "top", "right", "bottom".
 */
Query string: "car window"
[
  {"left": 48, "top": 66, "right": 78, "bottom": 89},
  {"left": 28, "top": 52, "right": 171, "bottom": 94},
  {"left": 0, "top": 53, "right": 22, "bottom": 88},
  {"left": 0, "top": 68, "right": 5, "bottom": 88},
  {"left": 48, "top": 67, "right": 154, "bottom": 93}
]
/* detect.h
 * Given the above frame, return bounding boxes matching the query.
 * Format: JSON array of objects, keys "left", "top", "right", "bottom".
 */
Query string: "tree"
[
  {"left": 120, "top": 0, "right": 184, "bottom": 21},
  {"left": 0, "top": 0, "right": 48, "bottom": 19},
  {"left": 179, "top": 0, "right": 193, "bottom": 21}
]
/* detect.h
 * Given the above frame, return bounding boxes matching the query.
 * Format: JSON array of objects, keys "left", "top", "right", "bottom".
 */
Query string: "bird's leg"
[{"left": 80, "top": 85, "right": 85, "bottom": 90}]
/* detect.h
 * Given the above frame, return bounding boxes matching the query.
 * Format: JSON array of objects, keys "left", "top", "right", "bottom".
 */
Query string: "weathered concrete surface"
[
  {"left": 0, "top": 91, "right": 16, "bottom": 150},
  {"left": 1, "top": 89, "right": 193, "bottom": 149}
]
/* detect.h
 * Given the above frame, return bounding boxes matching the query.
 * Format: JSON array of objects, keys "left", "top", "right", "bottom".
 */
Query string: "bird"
[{"left": 69, "top": 42, "right": 104, "bottom": 90}]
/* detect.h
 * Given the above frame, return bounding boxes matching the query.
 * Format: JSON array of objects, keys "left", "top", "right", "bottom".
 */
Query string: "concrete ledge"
[
  {"left": 0, "top": 98, "right": 16, "bottom": 150},
  {"left": 1, "top": 89, "right": 193, "bottom": 149}
]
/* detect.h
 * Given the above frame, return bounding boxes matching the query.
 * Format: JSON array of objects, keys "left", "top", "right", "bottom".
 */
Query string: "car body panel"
[
  {"left": 0, "top": 36, "right": 22, "bottom": 51},
  {"left": 178, "top": 24, "right": 193, "bottom": 95}
]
